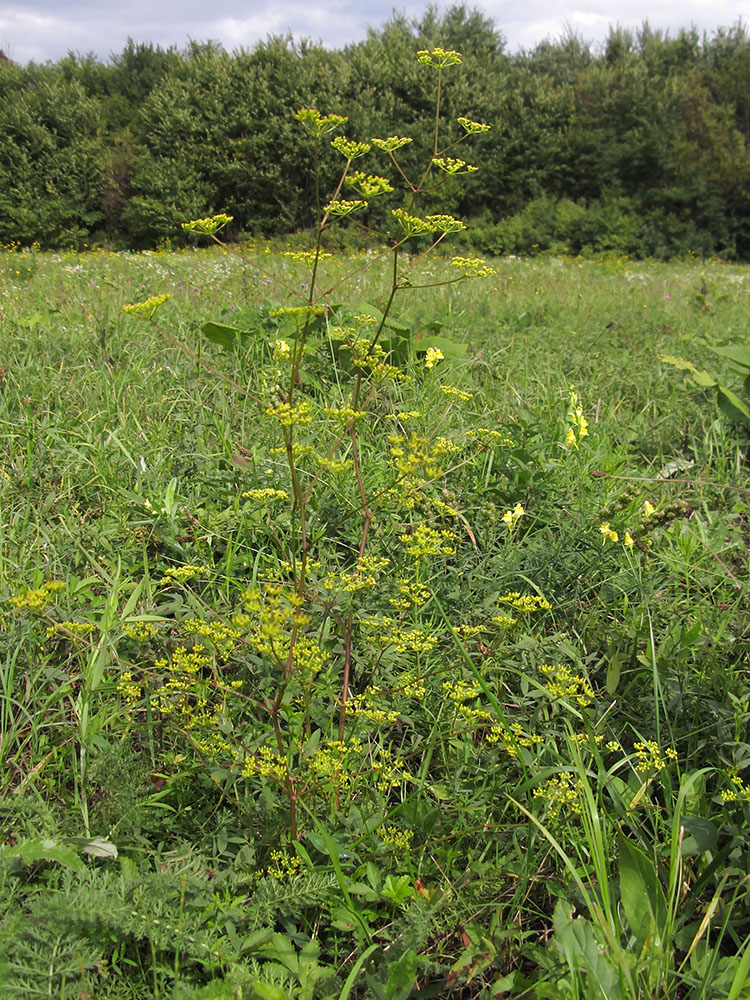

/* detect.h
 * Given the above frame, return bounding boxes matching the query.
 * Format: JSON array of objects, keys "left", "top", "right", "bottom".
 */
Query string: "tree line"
[{"left": 1, "top": 5, "right": 749, "bottom": 259}]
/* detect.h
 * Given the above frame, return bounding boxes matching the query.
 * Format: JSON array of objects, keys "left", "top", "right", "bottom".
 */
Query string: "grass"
[{"left": 0, "top": 242, "right": 749, "bottom": 999}]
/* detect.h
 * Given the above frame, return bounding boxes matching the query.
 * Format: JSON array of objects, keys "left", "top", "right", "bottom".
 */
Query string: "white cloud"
[{"left": 0, "top": 0, "right": 746, "bottom": 63}]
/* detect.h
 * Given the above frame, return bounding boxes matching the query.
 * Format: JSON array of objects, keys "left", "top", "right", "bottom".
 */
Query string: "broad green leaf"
[
  {"left": 680, "top": 817, "right": 718, "bottom": 857},
  {"left": 414, "top": 335, "right": 468, "bottom": 360},
  {"left": 708, "top": 343, "right": 750, "bottom": 373},
  {"left": 0, "top": 838, "right": 85, "bottom": 871},
  {"left": 717, "top": 385, "right": 750, "bottom": 427},
  {"left": 201, "top": 322, "right": 251, "bottom": 351},
  {"left": 251, "top": 984, "right": 291, "bottom": 1000},
  {"left": 605, "top": 653, "right": 621, "bottom": 695},
  {"left": 618, "top": 832, "right": 667, "bottom": 946},
  {"left": 552, "top": 901, "right": 622, "bottom": 999},
  {"left": 659, "top": 355, "right": 716, "bottom": 387}
]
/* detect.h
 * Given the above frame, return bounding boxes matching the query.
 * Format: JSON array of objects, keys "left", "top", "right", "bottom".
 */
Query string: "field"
[{"left": 1, "top": 243, "right": 749, "bottom": 999}]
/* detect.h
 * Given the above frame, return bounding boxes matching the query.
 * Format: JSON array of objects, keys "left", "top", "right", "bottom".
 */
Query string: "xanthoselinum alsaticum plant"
[{"left": 121, "top": 47, "right": 504, "bottom": 844}]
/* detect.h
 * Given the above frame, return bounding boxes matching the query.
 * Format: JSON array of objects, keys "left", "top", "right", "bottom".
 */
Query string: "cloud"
[{"left": 0, "top": 0, "right": 746, "bottom": 64}]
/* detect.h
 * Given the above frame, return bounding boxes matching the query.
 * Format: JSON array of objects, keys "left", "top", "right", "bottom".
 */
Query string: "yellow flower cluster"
[
  {"left": 424, "top": 347, "right": 444, "bottom": 369},
  {"left": 371, "top": 136, "right": 413, "bottom": 152},
  {"left": 498, "top": 592, "right": 551, "bottom": 613},
  {"left": 466, "top": 428, "right": 515, "bottom": 448},
  {"left": 182, "top": 618, "right": 241, "bottom": 660},
  {"left": 281, "top": 250, "right": 333, "bottom": 266},
  {"left": 389, "top": 578, "right": 430, "bottom": 611},
  {"left": 380, "top": 825, "right": 414, "bottom": 852},
  {"left": 565, "top": 388, "right": 589, "bottom": 450},
  {"left": 181, "top": 214, "right": 233, "bottom": 236},
  {"left": 633, "top": 740, "right": 678, "bottom": 773},
  {"left": 388, "top": 431, "right": 457, "bottom": 479},
  {"left": 502, "top": 503, "right": 525, "bottom": 531},
  {"left": 265, "top": 850, "right": 302, "bottom": 881},
  {"left": 46, "top": 621, "right": 95, "bottom": 639},
  {"left": 121, "top": 293, "right": 172, "bottom": 316},
  {"left": 324, "top": 405, "right": 366, "bottom": 424},
  {"left": 349, "top": 686, "right": 399, "bottom": 725},
  {"left": 346, "top": 172, "right": 394, "bottom": 198},
  {"left": 294, "top": 108, "right": 347, "bottom": 137},
  {"left": 399, "top": 524, "right": 456, "bottom": 559},
  {"left": 417, "top": 47, "right": 462, "bottom": 67},
  {"left": 539, "top": 663, "right": 594, "bottom": 708},
  {"left": 324, "top": 199, "right": 368, "bottom": 216},
  {"left": 440, "top": 384, "right": 473, "bottom": 401},
  {"left": 323, "top": 554, "right": 390, "bottom": 594},
  {"left": 533, "top": 771, "right": 583, "bottom": 822},
  {"left": 720, "top": 772, "right": 750, "bottom": 804},
  {"left": 159, "top": 565, "right": 209, "bottom": 586},
  {"left": 488, "top": 720, "right": 544, "bottom": 756},
  {"left": 264, "top": 400, "right": 313, "bottom": 427},
  {"left": 450, "top": 256, "right": 494, "bottom": 278},
  {"left": 9, "top": 580, "right": 65, "bottom": 611},
  {"left": 243, "top": 488, "right": 288, "bottom": 503},
  {"left": 123, "top": 621, "right": 159, "bottom": 641},
  {"left": 457, "top": 117, "right": 491, "bottom": 133},
  {"left": 242, "top": 746, "right": 287, "bottom": 782},
  {"left": 242, "top": 585, "right": 326, "bottom": 677},
  {"left": 432, "top": 157, "right": 477, "bottom": 175},
  {"left": 331, "top": 136, "right": 371, "bottom": 159},
  {"left": 116, "top": 669, "right": 141, "bottom": 705}
]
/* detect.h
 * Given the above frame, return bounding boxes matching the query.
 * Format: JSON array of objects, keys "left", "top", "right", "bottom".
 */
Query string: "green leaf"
[
  {"left": 717, "top": 385, "right": 750, "bottom": 427},
  {"left": 202, "top": 321, "right": 251, "bottom": 351},
  {"left": 251, "top": 984, "right": 292, "bottom": 1000},
  {"left": 659, "top": 354, "right": 716, "bottom": 387},
  {"left": 618, "top": 832, "right": 667, "bottom": 946},
  {"left": 680, "top": 817, "right": 718, "bottom": 857},
  {"left": 605, "top": 653, "right": 621, "bottom": 695},
  {"left": 385, "top": 948, "right": 417, "bottom": 999},
  {"left": 0, "top": 838, "right": 85, "bottom": 871},
  {"left": 707, "top": 343, "right": 750, "bottom": 373},
  {"left": 414, "top": 335, "right": 468, "bottom": 360},
  {"left": 552, "top": 901, "right": 622, "bottom": 998}
]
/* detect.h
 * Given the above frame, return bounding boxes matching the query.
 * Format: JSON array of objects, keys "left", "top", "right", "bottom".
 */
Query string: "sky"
[{"left": 0, "top": 0, "right": 746, "bottom": 65}]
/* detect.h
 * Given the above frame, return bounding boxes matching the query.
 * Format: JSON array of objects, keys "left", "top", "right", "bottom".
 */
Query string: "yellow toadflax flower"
[{"left": 424, "top": 347, "right": 444, "bottom": 369}]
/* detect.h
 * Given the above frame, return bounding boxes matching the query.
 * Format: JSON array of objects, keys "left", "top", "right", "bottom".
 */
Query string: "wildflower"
[
  {"left": 324, "top": 199, "right": 367, "bottom": 216},
  {"left": 457, "top": 117, "right": 491, "bottom": 133},
  {"left": 643, "top": 501, "right": 656, "bottom": 518},
  {"left": 281, "top": 251, "right": 332, "bottom": 266},
  {"left": 331, "top": 136, "right": 370, "bottom": 159},
  {"left": 440, "top": 384, "right": 473, "bottom": 401},
  {"left": 566, "top": 388, "right": 589, "bottom": 449},
  {"left": 425, "top": 214, "right": 466, "bottom": 234},
  {"left": 272, "top": 339, "right": 291, "bottom": 360},
  {"left": 623, "top": 531, "right": 635, "bottom": 550},
  {"left": 159, "top": 565, "right": 209, "bottom": 586},
  {"left": 391, "top": 208, "right": 436, "bottom": 238},
  {"left": 181, "top": 214, "right": 233, "bottom": 236},
  {"left": 417, "top": 47, "right": 462, "bottom": 67},
  {"left": 432, "top": 157, "right": 478, "bottom": 175},
  {"left": 122, "top": 293, "right": 172, "bottom": 317},
  {"left": 502, "top": 503, "right": 525, "bottom": 531},
  {"left": 633, "top": 740, "right": 678, "bottom": 773},
  {"left": 371, "top": 136, "right": 413, "bottom": 153},
  {"left": 346, "top": 172, "right": 394, "bottom": 198},
  {"left": 424, "top": 347, "right": 444, "bottom": 369},
  {"left": 450, "top": 256, "right": 494, "bottom": 278},
  {"left": 599, "top": 522, "right": 618, "bottom": 544},
  {"left": 294, "top": 108, "right": 347, "bottom": 137},
  {"left": 9, "top": 580, "right": 65, "bottom": 611}
]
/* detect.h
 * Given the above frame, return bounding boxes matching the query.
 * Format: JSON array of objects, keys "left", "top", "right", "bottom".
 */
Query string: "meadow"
[{"left": 0, "top": 239, "right": 749, "bottom": 1000}]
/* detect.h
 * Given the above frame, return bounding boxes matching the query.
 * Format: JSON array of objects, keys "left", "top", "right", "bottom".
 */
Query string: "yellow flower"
[
  {"left": 643, "top": 501, "right": 656, "bottom": 518},
  {"left": 424, "top": 347, "right": 444, "bottom": 369},
  {"left": 623, "top": 531, "right": 635, "bottom": 550},
  {"left": 599, "top": 523, "right": 618, "bottom": 543}
]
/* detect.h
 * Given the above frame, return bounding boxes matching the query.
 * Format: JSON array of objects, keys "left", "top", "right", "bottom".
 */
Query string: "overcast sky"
[{"left": 0, "top": 1, "right": 746, "bottom": 65}]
